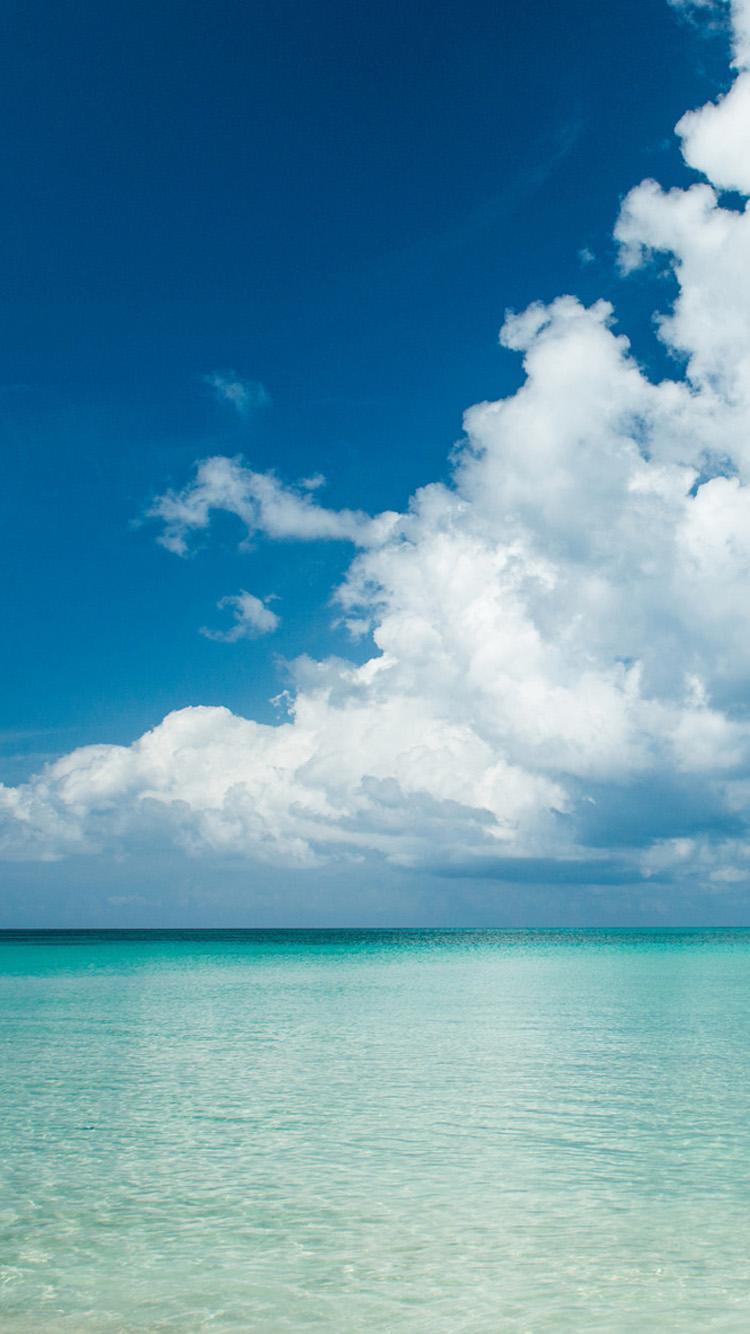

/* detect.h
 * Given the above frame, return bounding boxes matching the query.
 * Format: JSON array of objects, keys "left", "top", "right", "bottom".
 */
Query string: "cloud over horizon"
[{"left": 5, "top": 0, "right": 750, "bottom": 894}]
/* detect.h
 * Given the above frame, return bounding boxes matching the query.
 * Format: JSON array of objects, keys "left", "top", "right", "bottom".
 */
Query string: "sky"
[{"left": 2, "top": 0, "right": 750, "bottom": 926}]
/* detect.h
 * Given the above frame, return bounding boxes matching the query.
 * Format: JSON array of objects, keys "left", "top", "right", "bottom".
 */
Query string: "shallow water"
[{"left": 2, "top": 928, "right": 750, "bottom": 1330}]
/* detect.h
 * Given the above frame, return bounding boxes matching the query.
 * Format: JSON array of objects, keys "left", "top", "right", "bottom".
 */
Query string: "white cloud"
[
  {"left": 203, "top": 371, "right": 270, "bottom": 416},
  {"left": 733, "top": 0, "right": 750, "bottom": 64},
  {"left": 201, "top": 591, "right": 280, "bottom": 642},
  {"left": 677, "top": 71, "right": 750, "bottom": 192},
  {"left": 148, "top": 455, "right": 399, "bottom": 555},
  {"left": 4, "top": 1, "right": 750, "bottom": 892}
]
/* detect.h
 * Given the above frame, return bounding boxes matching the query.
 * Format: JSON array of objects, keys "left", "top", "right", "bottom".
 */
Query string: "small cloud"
[
  {"left": 300, "top": 473, "right": 326, "bottom": 491},
  {"left": 148, "top": 454, "right": 397, "bottom": 555},
  {"left": 270, "top": 689, "right": 294, "bottom": 714},
  {"left": 578, "top": 246, "right": 595, "bottom": 266},
  {"left": 200, "top": 590, "right": 280, "bottom": 643},
  {"left": 203, "top": 371, "right": 270, "bottom": 417},
  {"left": 343, "top": 617, "right": 371, "bottom": 639}
]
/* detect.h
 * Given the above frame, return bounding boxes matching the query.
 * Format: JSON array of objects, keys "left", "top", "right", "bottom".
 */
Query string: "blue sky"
[{"left": 3, "top": 0, "right": 750, "bottom": 926}]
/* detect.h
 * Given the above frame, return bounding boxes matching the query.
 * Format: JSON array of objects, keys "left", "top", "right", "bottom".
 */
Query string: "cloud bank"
[{"left": 5, "top": 0, "right": 750, "bottom": 893}]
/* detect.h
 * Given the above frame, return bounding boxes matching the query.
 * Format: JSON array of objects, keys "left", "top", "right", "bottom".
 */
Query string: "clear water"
[{"left": 2, "top": 929, "right": 750, "bottom": 1330}]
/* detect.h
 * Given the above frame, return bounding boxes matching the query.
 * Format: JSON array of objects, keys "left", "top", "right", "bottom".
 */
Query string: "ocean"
[{"left": 2, "top": 928, "right": 750, "bottom": 1330}]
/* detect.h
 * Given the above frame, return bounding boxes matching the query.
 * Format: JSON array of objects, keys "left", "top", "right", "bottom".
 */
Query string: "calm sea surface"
[{"left": 2, "top": 928, "right": 750, "bottom": 1330}]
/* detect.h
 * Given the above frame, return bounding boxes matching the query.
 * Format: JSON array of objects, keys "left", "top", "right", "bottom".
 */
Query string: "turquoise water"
[{"left": 2, "top": 930, "right": 750, "bottom": 1330}]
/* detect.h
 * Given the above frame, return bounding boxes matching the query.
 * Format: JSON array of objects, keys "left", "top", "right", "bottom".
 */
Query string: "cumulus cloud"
[
  {"left": 200, "top": 591, "right": 280, "bottom": 642},
  {"left": 677, "top": 71, "right": 750, "bottom": 192},
  {"left": 4, "top": 0, "right": 750, "bottom": 892},
  {"left": 204, "top": 371, "right": 270, "bottom": 416}
]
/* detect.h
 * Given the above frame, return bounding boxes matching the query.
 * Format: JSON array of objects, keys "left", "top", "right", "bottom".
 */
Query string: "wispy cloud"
[
  {"left": 147, "top": 455, "right": 399, "bottom": 555},
  {"left": 372, "top": 115, "right": 584, "bottom": 272},
  {"left": 203, "top": 371, "right": 270, "bottom": 417},
  {"left": 667, "top": 0, "right": 742, "bottom": 61}
]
